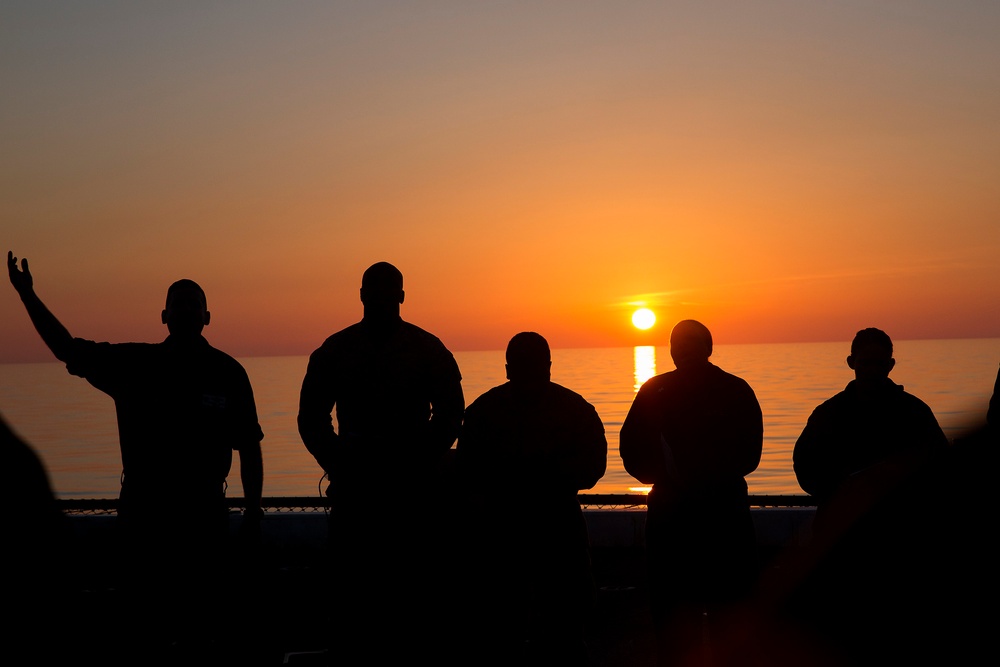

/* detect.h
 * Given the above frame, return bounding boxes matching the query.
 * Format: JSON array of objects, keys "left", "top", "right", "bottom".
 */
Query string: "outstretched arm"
[{"left": 7, "top": 252, "right": 74, "bottom": 361}]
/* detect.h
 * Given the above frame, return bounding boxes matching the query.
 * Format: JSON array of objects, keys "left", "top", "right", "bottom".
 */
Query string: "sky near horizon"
[{"left": 3, "top": 2, "right": 999, "bottom": 363}]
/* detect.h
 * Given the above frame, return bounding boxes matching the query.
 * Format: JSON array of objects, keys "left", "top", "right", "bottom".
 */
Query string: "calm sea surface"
[{"left": 1, "top": 339, "right": 997, "bottom": 500}]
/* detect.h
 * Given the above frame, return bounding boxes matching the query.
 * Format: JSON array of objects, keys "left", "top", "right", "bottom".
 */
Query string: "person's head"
[
  {"left": 505, "top": 332, "right": 551, "bottom": 384},
  {"left": 669, "top": 320, "right": 713, "bottom": 369},
  {"left": 847, "top": 327, "right": 895, "bottom": 381},
  {"left": 161, "top": 279, "right": 209, "bottom": 337},
  {"left": 360, "top": 262, "right": 404, "bottom": 321}
]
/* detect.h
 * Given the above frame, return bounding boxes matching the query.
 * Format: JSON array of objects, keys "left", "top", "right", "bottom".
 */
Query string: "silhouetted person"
[
  {"left": 782, "top": 329, "right": 947, "bottom": 665},
  {"left": 297, "top": 261, "right": 465, "bottom": 662},
  {"left": 1, "top": 413, "right": 70, "bottom": 662},
  {"left": 747, "top": 335, "right": 986, "bottom": 667},
  {"left": 620, "top": 320, "right": 762, "bottom": 667},
  {"left": 456, "top": 332, "right": 607, "bottom": 665},
  {"left": 793, "top": 328, "right": 947, "bottom": 511},
  {"left": 7, "top": 251, "right": 264, "bottom": 663}
]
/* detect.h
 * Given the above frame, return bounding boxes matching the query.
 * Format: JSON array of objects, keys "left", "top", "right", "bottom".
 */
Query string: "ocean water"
[{"left": 1, "top": 339, "right": 997, "bottom": 500}]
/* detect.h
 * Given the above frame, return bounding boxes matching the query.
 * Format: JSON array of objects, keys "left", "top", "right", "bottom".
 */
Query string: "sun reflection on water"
[{"left": 633, "top": 345, "right": 657, "bottom": 392}]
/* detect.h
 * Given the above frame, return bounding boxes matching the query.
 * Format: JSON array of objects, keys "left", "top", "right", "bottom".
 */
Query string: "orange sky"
[{"left": 3, "top": 2, "right": 1000, "bottom": 363}]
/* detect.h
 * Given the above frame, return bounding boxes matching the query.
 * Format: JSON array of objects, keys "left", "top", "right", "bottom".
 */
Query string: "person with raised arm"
[{"left": 7, "top": 251, "right": 264, "bottom": 662}]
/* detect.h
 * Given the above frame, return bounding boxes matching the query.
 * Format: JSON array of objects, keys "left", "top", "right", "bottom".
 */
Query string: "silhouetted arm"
[
  {"left": 712, "top": 380, "right": 764, "bottom": 480},
  {"left": 792, "top": 406, "right": 842, "bottom": 500},
  {"left": 7, "top": 252, "right": 74, "bottom": 361},
  {"left": 425, "top": 357, "right": 465, "bottom": 458},
  {"left": 553, "top": 400, "right": 608, "bottom": 491},
  {"left": 454, "top": 397, "right": 495, "bottom": 501},
  {"left": 297, "top": 350, "right": 340, "bottom": 475},
  {"left": 619, "top": 384, "right": 669, "bottom": 485},
  {"left": 239, "top": 441, "right": 263, "bottom": 515}
]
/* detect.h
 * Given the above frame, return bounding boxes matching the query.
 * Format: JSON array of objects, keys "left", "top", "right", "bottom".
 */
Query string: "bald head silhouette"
[
  {"left": 360, "top": 262, "right": 404, "bottom": 326},
  {"left": 505, "top": 332, "right": 552, "bottom": 385},
  {"left": 161, "top": 279, "right": 210, "bottom": 338},
  {"left": 669, "top": 320, "right": 713, "bottom": 369},
  {"left": 847, "top": 327, "right": 896, "bottom": 386}
]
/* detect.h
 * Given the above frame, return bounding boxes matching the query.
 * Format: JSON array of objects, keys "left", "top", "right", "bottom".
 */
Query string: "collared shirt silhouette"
[
  {"left": 620, "top": 319, "right": 762, "bottom": 666},
  {"left": 793, "top": 328, "right": 947, "bottom": 506},
  {"left": 457, "top": 332, "right": 607, "bottom": 664}
]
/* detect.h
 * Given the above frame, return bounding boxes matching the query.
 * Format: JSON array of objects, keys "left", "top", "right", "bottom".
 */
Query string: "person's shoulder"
[
  {"left": 320, "top": 321, "right": 365, "bottom": 346},
  {"left": 310, "top": 322, "right": 365, "bottom": 355},
  {"left": 464, "top": 382, "right": 512, "bottom": 418},
  {"left": 896, "top": 386, "right": 936, "bottom": 412},
  {"left": 638, "top": 369, "right": 676, "bottom": 391},
  {"left": 548, "top": 381, "right": 593, "bottom": 405},
  {"left": 195, "top": 341, "right": 254, "bottom": 381},
  {"left": 864, "top": 379, "right": 933, "bottom": 413},
  {"left": 548, "top": 382, "right": 603, "bottom": 420},
  {"left": 201, "top": 340, "right": 247, "bottom": 366},
  {"left": 400, "top": 320, "right": 452, "bottom": 349},
  {"left": 469, "top": 382, "right": 512, "bottom": 405},
  {"left": 805, "top": 386, "right": 853, "bottom": 418},
  {"left": 710, "top": 363, "right": 753, "bottom": 387},
  {"left": 399, "top": 322, "right": 461, "bottom": 375}
]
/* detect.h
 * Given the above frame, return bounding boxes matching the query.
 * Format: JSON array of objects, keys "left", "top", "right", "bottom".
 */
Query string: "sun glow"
[{"left": 631, "top": 308, "right": 656, "bottom": 330}]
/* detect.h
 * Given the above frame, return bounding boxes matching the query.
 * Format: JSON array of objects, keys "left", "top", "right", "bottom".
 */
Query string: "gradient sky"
[{"left": 4, "top": 2, "right": 999, "bottom": 363}]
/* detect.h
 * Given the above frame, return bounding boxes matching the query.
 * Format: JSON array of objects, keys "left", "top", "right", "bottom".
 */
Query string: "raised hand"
[{"left": 7, "top": 251, "right": 33, "bottom": 296}]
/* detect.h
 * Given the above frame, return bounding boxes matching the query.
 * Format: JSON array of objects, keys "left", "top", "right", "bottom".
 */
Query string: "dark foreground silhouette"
[
  {"left": 297, "top": 261, "right": 465, "bottom": 663},
  {"left": 620, "top": 320, "right": 763, "bottom": 667},
  {"left": 456, "top": 331, "right": 608, "bottom": 665},
  {"left": 793, "top": 327, "right": 947, "bottom": 510},
  {"left": 711, "top": 418, "right": 999, "bottom": 667},
  {"left": 7, "top": 251, "right": 266, "bottom": 665},
  {"left": 702, "top": 354, "right": 1000, "bottom": 667},
  {"left": 1, "top": 414, "right": 70, "bottom": 663}
]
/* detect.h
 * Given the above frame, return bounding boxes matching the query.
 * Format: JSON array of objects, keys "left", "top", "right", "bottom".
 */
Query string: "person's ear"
[
  {"left": 204, "top": 311, "right": 211, "bottom": 327},
  {"left": 161, "top": 309, "right": 168, "bottom": 325},
  {"left": 399, "top": 289, "right": 405, "bottom": 304},
  {"left": 846, "top": 355, "right": 856, "bottom": 370},
  {"left": 887, "top": 358, "right": 895, "bottom": 372}
]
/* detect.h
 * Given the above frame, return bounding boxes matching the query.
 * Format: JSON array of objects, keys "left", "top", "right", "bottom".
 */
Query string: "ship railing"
[{"left": 55, "top": 493, "right": 815, "bottom": 516}]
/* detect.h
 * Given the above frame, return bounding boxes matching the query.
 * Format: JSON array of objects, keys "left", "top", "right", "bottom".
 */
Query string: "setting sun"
[{"left": 631, "top": 308, "right": 656, "bottom": 330}]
